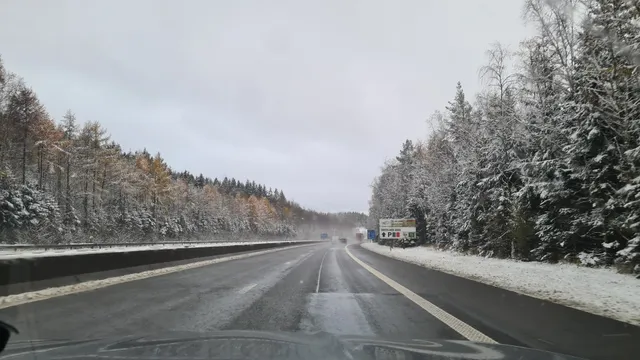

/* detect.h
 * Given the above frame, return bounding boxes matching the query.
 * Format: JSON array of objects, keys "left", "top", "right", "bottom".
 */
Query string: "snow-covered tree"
[
  {"left": 368, "top": 0, "right": 640, "bottom": 273},
  {"left": 0, "top": 54, "right": 363, "bottom": 244}
]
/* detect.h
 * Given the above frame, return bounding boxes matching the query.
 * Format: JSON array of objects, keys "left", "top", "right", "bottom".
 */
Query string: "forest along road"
[{"left": 1, "top": 243, "right": 638, "bottom": 360}]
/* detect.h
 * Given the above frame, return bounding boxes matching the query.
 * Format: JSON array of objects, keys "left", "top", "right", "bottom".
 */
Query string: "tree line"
[
  {"left": 369, "top": 0, "right": 639, "bottom": 272},
  {"left": 0, "top": 56, "right": 364, "bottom": 243}
]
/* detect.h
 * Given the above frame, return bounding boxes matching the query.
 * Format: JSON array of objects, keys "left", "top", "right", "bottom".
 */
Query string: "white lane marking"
[
  {"left": 537, "top": 338, "right": 555, "bottom": 345},
  {"left": 345, "top": 245, "right": 497, "bottom": 344},
  {"left": 0, "top": 244, "right": 318, "bottom": 310},
  {"left": 237, "top": 283, "right": 257, "bottom": 294},
  {"left": 315, "top": 248, "right": 330, "bottom": 293}
]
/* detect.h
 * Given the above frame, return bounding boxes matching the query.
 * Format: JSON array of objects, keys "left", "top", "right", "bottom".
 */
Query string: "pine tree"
[
  {"left": 361, "top": 0, "right": 639, "bottom": 271},
  {"left": 195, "top": 174, "right": 205, "bottom": 188},
  {"left": 445, "top": 82, "right": 474, "bottom": 145},
  {"left": 221, "top": 177, "right": 229, "bottom": 194},
  {"left": 560, "top": 0, "right": 640, "bottom": 264}
]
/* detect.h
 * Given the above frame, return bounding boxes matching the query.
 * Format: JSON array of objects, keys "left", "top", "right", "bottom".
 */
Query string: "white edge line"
[
  {"left": 315, "top": 248, "right": 330, "bottom": 293},
  {"left": 345, "top": 244, "right": 497, "bottom": 344},
  {"left": 237, "top": 283, "right": 257, "bottom": 294},
  {"left": 0, "top": 244, "right": 317, "bottom": 310}
]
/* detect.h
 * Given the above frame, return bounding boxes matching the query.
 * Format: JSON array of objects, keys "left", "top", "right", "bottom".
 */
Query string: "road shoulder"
[{"left": 348, "top": 244, "right": 640, "bottom": 360}]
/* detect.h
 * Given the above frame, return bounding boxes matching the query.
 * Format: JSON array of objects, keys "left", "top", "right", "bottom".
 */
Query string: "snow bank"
[
  {"left": 0, "top": 241, "right": 313, "bottom": 260},
  {"left": 361, "top": 243, "right": 640, "bottom": 326}
]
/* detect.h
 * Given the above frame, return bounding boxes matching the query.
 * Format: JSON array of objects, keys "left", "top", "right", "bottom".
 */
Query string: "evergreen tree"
[
  {"left": 195, "top": 174, "right": 205, "bottom": 188},
  {"left": 367, "top": 0, "right": 640, "bottom": 272}
]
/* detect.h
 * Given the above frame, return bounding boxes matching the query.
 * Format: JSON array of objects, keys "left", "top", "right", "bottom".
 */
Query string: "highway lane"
[
  {"left": 0, "top": 242, "right": 638, "bottom": 360},
  {"left": 348, "top": 245, "right": 640, "bottom": 360},
  {"left": 225, "top": 244, "right": 460, "bottom": 339},
  {"left": 0, "top": 242, "right": 460, "bottom": 343}
]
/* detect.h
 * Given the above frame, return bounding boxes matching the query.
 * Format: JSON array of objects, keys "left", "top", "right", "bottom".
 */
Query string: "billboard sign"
[{"left": 379, "top": 219, "right": 416, "bottom": 239}]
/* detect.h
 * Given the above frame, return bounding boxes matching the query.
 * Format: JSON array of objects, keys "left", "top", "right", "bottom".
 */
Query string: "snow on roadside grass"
[
  {"left": 0, "top": 241, "right": 314, "bottom": 260},
  {"left": 361, "top": 243, "right": 640, "bottom": 326}
]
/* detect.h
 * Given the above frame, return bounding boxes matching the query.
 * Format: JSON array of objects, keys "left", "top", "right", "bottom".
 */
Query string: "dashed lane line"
[
  {"left": 237, "top": 283, "right": 257, "bottom": 294},
  {"left": 315, "top": 248, "right": 330, "bottom": 293}
]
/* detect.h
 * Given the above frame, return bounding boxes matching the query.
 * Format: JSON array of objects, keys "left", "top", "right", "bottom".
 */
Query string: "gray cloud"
[{"left": 0, "top": 0, "right": 532, "bottom": 213}]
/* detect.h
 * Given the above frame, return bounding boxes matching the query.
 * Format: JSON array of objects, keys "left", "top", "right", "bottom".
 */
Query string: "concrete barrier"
[{"left": 0, "top": 241, "right": 319, "bottom": 288}]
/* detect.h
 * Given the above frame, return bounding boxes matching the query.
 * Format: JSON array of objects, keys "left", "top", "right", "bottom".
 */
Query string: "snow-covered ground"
[
  {"left": 361, "top": 243, "right": 640, "bottom": 326},
  {"left": 0, "top": 240, "right": 313, "bottom": 260}
]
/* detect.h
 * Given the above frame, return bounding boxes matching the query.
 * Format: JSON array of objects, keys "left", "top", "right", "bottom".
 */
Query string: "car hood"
[{"left": 1, "top": 330, "right": 586, "bottom": 360}]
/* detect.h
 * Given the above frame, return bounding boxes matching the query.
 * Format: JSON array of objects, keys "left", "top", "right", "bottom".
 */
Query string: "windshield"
[{"left": 0, "top": 1, "right": 638, "bottom": 360}]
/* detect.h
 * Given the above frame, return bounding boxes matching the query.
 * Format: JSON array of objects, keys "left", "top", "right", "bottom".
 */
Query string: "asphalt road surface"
[{"left": 1, "top": 242, "right": 638, "bottom": 360}]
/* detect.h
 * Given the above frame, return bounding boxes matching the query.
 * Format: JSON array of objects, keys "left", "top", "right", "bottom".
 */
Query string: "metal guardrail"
[{"left": 0, "top": 240, "right": 312, "bottom": 252}]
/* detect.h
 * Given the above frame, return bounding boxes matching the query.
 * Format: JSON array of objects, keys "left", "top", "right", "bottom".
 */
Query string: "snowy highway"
[{"left": 0, "top": 242, "right": 638, "bottom": 360}]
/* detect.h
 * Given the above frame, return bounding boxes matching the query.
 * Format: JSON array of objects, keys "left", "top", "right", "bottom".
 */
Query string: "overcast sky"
[{"left": 0, "top": 0, "right": 532, "bottom": 213}]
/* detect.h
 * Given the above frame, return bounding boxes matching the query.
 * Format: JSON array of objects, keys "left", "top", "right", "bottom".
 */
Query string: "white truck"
[{"left": 331, "top": 235, "right": 339, "bottom": 244}]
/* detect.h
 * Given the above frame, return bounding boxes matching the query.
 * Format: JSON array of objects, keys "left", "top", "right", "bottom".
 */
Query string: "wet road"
[
  {"left": 1, "top": 242, "right": 639, "bottom": 360},
  {"left": 0, "top": 243, "right": 459, "bottom": 341}
]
